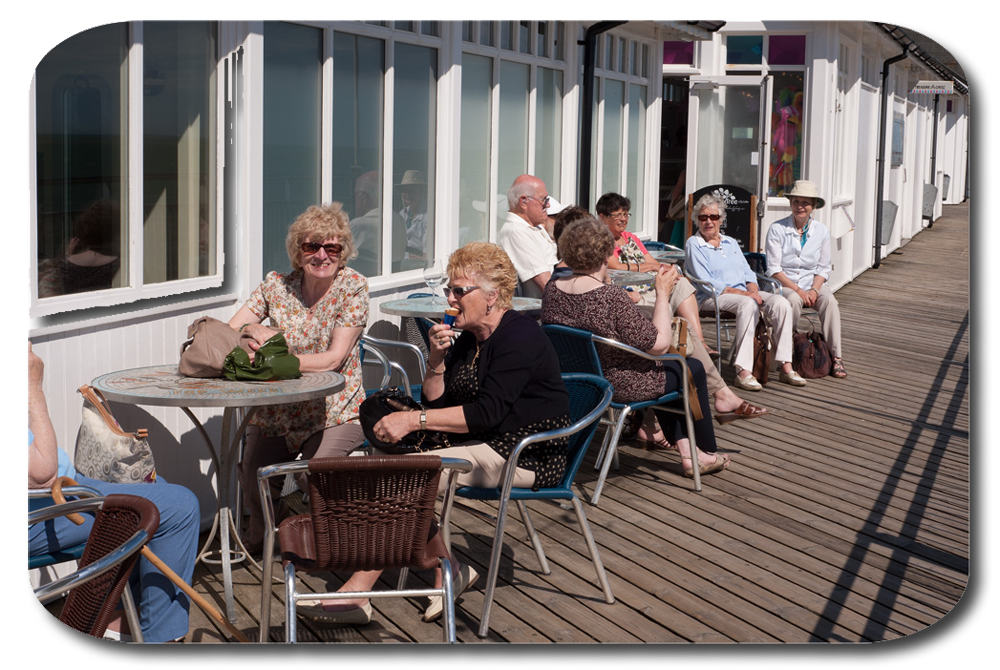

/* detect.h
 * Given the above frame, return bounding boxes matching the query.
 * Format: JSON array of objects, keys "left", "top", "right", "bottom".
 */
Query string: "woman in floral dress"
[{"left": 229, "top": 202, "right": 368, "bottom": 554}]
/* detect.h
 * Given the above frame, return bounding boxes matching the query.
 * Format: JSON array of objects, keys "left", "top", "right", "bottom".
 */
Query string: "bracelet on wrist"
[
  {"left": 427, "top": 363, "right": 446, "bottom": 376},
  {"left": 239, "top": 323, "right": 251, "bottom": 333}
]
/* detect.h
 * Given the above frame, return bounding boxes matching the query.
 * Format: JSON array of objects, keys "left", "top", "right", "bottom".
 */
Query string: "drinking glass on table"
[{"left": 423, "top": 259, "right": 446, "bottom": 304}]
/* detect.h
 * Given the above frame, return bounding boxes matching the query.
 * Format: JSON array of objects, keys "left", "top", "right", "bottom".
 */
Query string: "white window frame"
[{"left": 30, "top": 21, "right": 226, "bottom": 319}]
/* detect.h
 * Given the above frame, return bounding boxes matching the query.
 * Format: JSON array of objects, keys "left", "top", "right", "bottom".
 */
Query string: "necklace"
[{"left": 571, "top": 272, "right": 605, "bottom": 284}]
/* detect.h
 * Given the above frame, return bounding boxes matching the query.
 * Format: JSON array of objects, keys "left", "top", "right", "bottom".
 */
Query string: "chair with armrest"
[
  {"left": 455, "top": 373, "right": 617, "bottom": 637},
  {"left": 362, "top": 333, "right": 426, "bottom": 401},
  {"left": 257, "top": 454, "right": 472, "bottom": 643},
  {"left": 542, "top": 325, "right": 702, "bottom": 502},
  {"left": 31, "top": 493, "right": 158, "bottom": 641},
  {"left": 29, "top": 483, "right": 104, "bottom": 573}
]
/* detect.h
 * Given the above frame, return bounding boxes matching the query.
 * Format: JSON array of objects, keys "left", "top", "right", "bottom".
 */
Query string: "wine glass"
[{"left": 423, "top": 259, "right": 446, "bottom": 304}]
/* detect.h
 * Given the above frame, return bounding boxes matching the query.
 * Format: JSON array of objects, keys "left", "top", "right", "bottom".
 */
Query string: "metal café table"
[
  {"left": 91, "top": 365, "right": 345, "bottom": 623},
  {"left": 379, "top": 295, "right": 542, "bottom": 318},
  {"left": 649, "top": 249, "right": 686, "bottom": 265},
  {"left": 607, "top": 269, "right": 655, "bottom": 288}
]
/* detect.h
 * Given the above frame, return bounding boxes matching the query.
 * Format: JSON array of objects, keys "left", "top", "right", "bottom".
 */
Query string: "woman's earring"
[{"left": 486, "top": 303, "right": 493, "bottom": 314}]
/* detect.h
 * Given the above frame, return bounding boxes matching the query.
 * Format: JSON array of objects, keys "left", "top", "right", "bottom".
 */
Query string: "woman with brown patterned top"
[{"left": 541, "top": 215, "right": 731, "bottom": 479}]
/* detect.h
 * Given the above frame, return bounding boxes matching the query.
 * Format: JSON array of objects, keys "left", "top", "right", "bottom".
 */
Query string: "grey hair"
[
  {"left": 693, "top": 193, "right": 728, "bottom": 226},
  {"left": 507, "top": 179, "right": 538, "bottom": 210}
]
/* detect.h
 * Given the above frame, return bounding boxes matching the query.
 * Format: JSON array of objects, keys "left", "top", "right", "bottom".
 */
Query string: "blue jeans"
[{"left": 29, "top": 475, "right": 200, "bottom": 642}]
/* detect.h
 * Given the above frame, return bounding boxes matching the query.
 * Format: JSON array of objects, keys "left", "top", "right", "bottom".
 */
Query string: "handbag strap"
[{"left": 77, "top": 385, "right": 148, "bottom": 440}]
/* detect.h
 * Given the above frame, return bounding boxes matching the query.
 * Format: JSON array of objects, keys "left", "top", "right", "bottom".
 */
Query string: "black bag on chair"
[
  {"left": 792, "top": 318, "right": 833, "bottom": 379},
  {"left": 359, "top": 388, "right": 455, "bottom": 454}
]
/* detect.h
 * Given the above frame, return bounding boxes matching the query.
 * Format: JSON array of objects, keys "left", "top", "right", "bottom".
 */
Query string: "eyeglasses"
[
  {"left": 522, "top": 194, "right": 550, "bottom": 208},
  {"left": 697, "top": 214, "right": 722, "bottom": 222},
  {"left": 443, "top": 285, "right": 481, "bottom": 299},
  {"left": 300, "top": 242, "right": 343, "bottom": 256},
  {"left": 610, "top": 211, "right": 631, "bottom": 221}
]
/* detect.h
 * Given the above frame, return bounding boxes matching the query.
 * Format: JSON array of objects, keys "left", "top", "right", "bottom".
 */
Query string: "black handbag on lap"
[{"left": 359, "top": 387, "right": 454, "bottom": 454}]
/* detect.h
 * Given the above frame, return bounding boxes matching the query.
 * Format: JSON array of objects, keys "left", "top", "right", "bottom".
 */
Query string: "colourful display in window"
[{"left": 769, "top": 72, "right": 805, "bottom": 195}]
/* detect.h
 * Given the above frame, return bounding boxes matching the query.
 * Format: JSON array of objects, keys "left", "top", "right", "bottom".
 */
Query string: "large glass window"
[
  {"left": 36, "top": 23, "right": 128, "bottom": 299},
  {"left": 626, "top": 84, "right": 647, "bottom": 231},
  {"left": 332, "top": 32, "right": 385, "bottom": 277},
  {"left": 497, "top": 61, "right": 529, "bottom": 205},
  {"left": 262, "top": 22, "right": 322, "bottom": 276},
  {"left": 769, "top": 71, "right": 805, "bottom": 196},
  {"left": 598, "top": 80, "right": 624, "bottom": 205},
  {"left": 459, "top": 54, "right": 493, "bottom": 246},
  {"left": 142, "top": 22, "right": 218, "bottom": 285},
  {"left": 392, "top": 43, "right": 437, "bottom": 271},
  {"left": 534, "top": 67, "right": 563, "bottom": 200}
]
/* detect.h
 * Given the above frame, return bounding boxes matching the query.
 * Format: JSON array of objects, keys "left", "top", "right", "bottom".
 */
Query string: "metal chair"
[
  {"left": 541, "top": 325, "right": 702, "bottom": 502},
  {"left": 256, "top": 455, "right": 472, "bottom": 643},
  {"left": 31, "top": 493, "right": 158, "bottom": 640},
  {"left": 28, "top": 483, "right": 104, "bottom": 574},
  {"left": 455, "top": 373, "right": 616, "bottom": 637},
  {"left": 362, "top": 333, "right": 426, "bottom": 401},
  {"left": 685, "top": 252, "right": 780, "bottom": 371}
]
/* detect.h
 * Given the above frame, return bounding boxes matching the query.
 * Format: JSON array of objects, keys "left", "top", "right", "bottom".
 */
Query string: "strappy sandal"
[
  {"left": 682, "top": 452, "right": 730, "bottom": 478},
  {"left": 831, "top": 359, "right": 847, "bottom": 379},
  {"left": 715, "top": 400, "right": 771, "bottom": 425}
]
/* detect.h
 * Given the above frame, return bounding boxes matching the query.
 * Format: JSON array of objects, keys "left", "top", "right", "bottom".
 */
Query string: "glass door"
[{"left": 687, "top": 75, "right": 769, "bottom": 200}]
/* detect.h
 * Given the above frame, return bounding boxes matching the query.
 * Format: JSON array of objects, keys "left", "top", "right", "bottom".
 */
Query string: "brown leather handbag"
[
  {"left": 792, "top": 316, "right": 833, "bottom": 378},
  {"left": 752, "top": 308, "right": 773, "bottom": 386},
  {"left": 179, "top": 316, "right": 255, "bottom": 377}
]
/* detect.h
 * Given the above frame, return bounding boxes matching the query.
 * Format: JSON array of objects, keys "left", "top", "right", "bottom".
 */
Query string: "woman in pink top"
[{"left": 595, "top": 192, "right": 709, "bottom": 352}]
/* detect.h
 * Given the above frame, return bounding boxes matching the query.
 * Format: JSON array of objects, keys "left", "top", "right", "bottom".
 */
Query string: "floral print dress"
[{"left": 243, "top": 268, "right": 369, "bottom": 453}]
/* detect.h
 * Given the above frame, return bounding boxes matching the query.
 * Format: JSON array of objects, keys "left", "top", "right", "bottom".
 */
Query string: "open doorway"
[{"left": 658, "top": 77, "right": 689, "bottom": 243}]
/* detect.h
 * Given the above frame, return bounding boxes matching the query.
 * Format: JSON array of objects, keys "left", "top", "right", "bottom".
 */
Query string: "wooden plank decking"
[{"left": 172, "top": 204, "right": 969, "bottom": 644}]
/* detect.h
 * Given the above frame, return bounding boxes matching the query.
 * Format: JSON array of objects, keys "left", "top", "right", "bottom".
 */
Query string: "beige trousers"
[
  {"left": 781, "top": 284, "right": 843, "bottom": 358},
  {"left": 700, "top": 291, "right": 794, "bottom": 374}
]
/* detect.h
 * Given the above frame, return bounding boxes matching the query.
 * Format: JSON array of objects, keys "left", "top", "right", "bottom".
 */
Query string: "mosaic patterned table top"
[{"left": 91, "top": 365, "right": 345, "bottom": 409}]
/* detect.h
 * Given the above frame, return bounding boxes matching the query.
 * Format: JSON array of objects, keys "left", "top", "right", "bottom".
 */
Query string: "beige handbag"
[
  {"left": 179, "top": 316, "right": 255, "bottom": 378},
  {"left": 668, "top": 318, "right": 702, "bottom": 421},
  {"left": 74, "top": 385, "right": 156, "bottom": 484}
]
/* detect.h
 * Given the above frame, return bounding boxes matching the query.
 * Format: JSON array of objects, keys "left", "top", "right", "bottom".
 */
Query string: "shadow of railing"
[{"left": 812, "top": 311, "right": 970, "bottom": 641}]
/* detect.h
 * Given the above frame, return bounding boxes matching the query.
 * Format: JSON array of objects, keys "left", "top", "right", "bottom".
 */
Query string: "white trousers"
[{"left": 700, "top": 291, "right": 795, "bottom": 374}]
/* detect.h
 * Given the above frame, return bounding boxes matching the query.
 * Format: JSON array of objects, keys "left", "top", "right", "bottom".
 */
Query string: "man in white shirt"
[{"left": 497, "top": 175, "right": 558, "bottom": 298}]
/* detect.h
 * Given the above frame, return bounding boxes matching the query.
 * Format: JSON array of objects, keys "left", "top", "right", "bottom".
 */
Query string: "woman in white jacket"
[{"left": 765, "top": 180, "right": 847, "bottom": 378}]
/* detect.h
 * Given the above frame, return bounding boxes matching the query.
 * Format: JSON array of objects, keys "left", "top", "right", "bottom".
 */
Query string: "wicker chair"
[
  {"left": 31, "top": 494, "right": 159, "bottom": 640},
  {"left": 257, "top": 455, "right": 472, "bottom": 643}
]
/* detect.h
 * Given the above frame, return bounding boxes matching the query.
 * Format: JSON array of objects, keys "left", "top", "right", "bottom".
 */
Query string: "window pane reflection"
[
  {"left": 333, "top": 32, "right": 385, "bottom": 278},
  {"left": 35, "top": 23, "right": 128, "bottom": 298},
  {"left": 627, "top": 84, "right": 647, "bottom": 231},
  {"left": 459, "top": 54, "right": 493, "bottom": 246},
  {"left": 392, "top": 43, "right": 437, "bottom": 272},
  {"left": 535, "top": 67, "right": 563, "bottom": 200},
  {"left": 143, "top": 21, "right": 217, "bottom": 285},
  {"left": 498, "top": 61, "right": 529, "bottom": 208},
  {"left": 263, "top": 21, "right": 322, "bottom": 276}
]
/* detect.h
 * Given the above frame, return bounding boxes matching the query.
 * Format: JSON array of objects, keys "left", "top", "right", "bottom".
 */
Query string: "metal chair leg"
[
  {"left": 516, "top": 500, "right": 550, "bottom": 574},
  {"left": 284, "top": 563, "right": 297, "bottom": 644},
  {"left": 571, "top": 496, "right": 614, "bottom": 603},
  {"left": 477, "top": 495, "right": 513, "bottom": 638},
  {"left": 591, "top": 411, "right": 628, "bottom": 505}
]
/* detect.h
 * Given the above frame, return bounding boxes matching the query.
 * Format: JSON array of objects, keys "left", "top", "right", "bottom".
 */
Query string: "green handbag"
[{"left": 222, "top": 332, "right": 302, "bottom": 381}]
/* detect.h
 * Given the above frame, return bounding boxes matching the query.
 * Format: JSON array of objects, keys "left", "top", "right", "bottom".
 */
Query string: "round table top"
[
  {"left": 607, "top": 269, "right": 655, "bottom": 287},
  {"left": 380, "top": 296, "right": 542, "bottom": 318},
  {"left": 649, "top": 249, "right": 685, "bottom": 264},
  {"left": 91, "top": 365, "right": 345, "bottom": 409}
]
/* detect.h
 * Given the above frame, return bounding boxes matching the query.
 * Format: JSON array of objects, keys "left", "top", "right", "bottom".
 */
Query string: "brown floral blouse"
[{"left": 243, "top": 268, "right": 369, "bottom": 453}]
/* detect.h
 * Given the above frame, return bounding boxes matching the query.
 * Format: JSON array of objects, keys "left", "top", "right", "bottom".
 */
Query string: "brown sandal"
[
  {"left": 831, "top": 359, "right": 847, "bottom": 379},
  {"left": 715, "top": 400, "right": 770, "bottom": 425}
]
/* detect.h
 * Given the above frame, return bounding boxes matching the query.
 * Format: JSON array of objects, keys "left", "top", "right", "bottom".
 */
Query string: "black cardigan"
[{"left": 426, "top": 309, "right": 569, "bottom": 436}]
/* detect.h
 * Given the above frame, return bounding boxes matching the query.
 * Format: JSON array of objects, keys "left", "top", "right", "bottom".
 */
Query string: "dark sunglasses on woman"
[{"left": 300, "top": 242, "right": 343, "bottom": 255}]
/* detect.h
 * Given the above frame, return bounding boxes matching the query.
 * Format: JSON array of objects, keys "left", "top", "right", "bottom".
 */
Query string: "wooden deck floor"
[{"left": 179, "top": 204, "right": 969, "bottom": 645}]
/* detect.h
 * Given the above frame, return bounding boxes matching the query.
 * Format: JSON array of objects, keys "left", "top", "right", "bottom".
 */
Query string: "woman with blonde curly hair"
[
  {"left": 228, "top": 202, "right": 368, "bottom": 563},
  {"left": 355, "top": 241, "right": 571, "bottom": 623}
]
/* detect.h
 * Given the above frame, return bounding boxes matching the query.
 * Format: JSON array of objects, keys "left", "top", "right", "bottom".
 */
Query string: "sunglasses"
[
  {"left": 697, "top": 214, "right": 722, "bottom": 222},
  {"left": 443, "top": 285, "right": 481, "bottom": 298},
  {"left": 300, "top": 242, "right": 343, "bottom": 256},
  {"left": 610, "top": 211, "right": 631, "bottom": 221},
  {"left": 522, "top": 194, "right": 550, "bottom": 208}
]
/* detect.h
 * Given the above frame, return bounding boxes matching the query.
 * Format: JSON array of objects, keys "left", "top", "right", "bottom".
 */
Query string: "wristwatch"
[{"left": 419, "top": 410, "right": 427, "bottom": 431}]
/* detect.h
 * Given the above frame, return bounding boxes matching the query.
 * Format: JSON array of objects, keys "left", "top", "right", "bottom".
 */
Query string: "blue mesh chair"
[
  {"left": 455, "top": 373, "right": 616, "bottom": 637},
  {"left": 541, "top": 325, "right": 702, "bottom": 501}
]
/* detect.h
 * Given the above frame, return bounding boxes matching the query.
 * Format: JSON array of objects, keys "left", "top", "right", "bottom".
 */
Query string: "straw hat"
[
  {"left": 395, "top": 170, "right": 426, "bottom": 188},
  {"left": 782, "top": 180, "right": 825, "bottom": 209}
]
